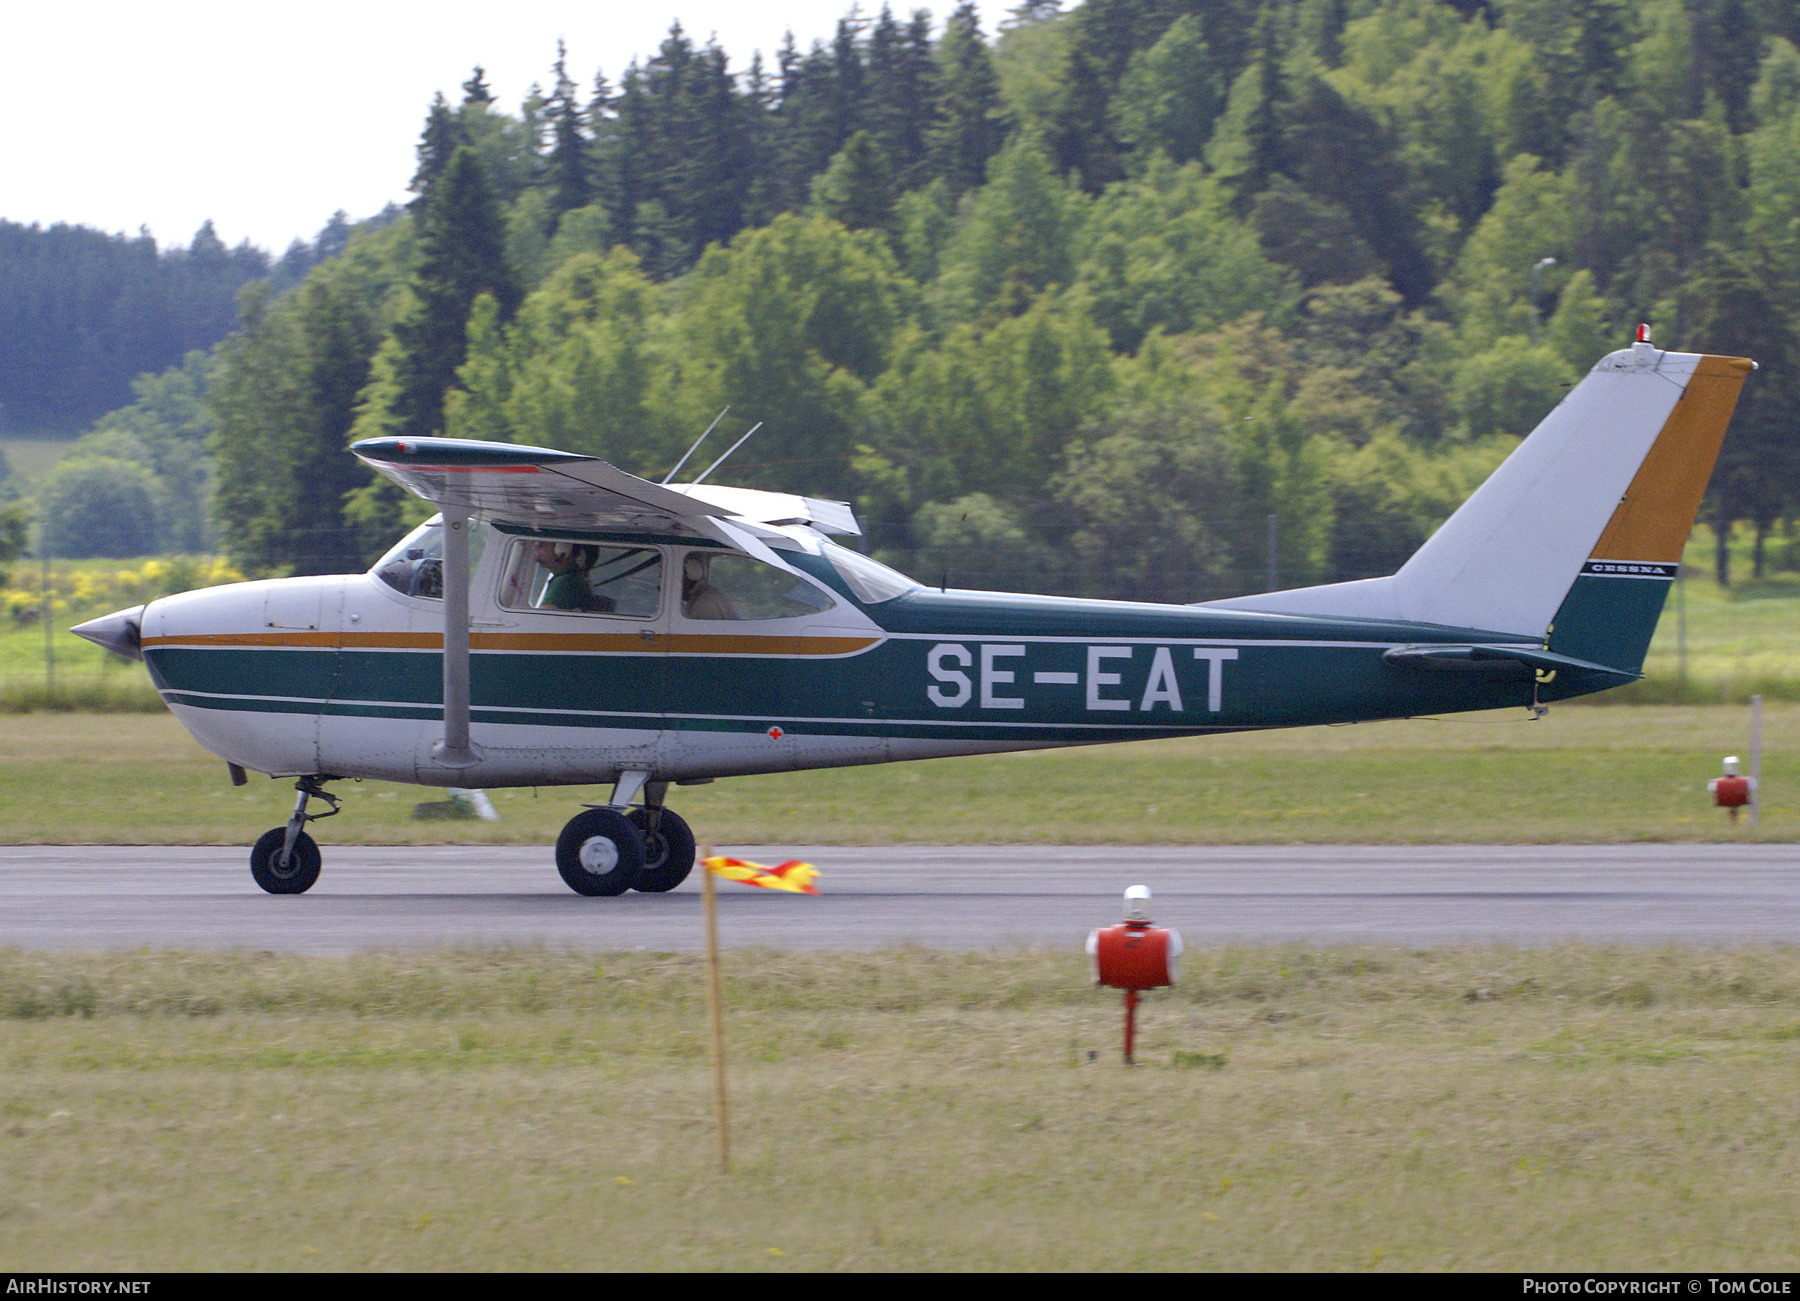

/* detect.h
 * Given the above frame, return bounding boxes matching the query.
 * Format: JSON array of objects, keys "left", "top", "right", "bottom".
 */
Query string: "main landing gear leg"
[
  {"left": 626, "top": 781, "right": 697, "bottom": 894},
  {"left": 249, "top": 775, "right": 340, "bottom": 895}
]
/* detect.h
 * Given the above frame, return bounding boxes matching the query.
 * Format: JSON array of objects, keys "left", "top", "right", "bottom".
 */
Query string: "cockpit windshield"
[{"left": 819, "top": 541, "right": 920, "bottom": 604}]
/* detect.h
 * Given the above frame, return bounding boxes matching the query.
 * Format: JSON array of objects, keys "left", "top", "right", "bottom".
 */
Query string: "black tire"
[
  {"left": 250, "top": 827, "right": 321, "bottom": 895},
  {"left": 626, "top": 807, "right": 697, "bottom": 893},
  {"left": 555, "top": 808, "right": 645, "bottom": 896}
]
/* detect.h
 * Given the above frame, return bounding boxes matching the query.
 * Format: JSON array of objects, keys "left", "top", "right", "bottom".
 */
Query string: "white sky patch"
[{"left": 7, "top": 0, "right": 1001, "bottom": 255}]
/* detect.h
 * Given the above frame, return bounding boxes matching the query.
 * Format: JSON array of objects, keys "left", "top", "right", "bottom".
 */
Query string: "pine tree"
[
  {"left": 410, "top": 93, "right": 466, "bottom": 212},
  {"left": 544, "top": 41, "right": 594, "bottom": 228},
  {"left": 461, "top": 65, "right": 494, "bottom": 105},
  {"left": 676, "top": 42, "right": 752, "bottom": 256},
  {"left": 929, "top": 3, "right": 1009, "bottom": 197},
  {"left": 386, "top": 147, "right": 519, "bottom": 442},
  {"left": 813, "top": 131, "right": 900, "bottom": 240},
  {"left": 773, "top": 38, "right": 845, "bottom": 212},
  {"left": 604, "top": 63, "right": 653, "bottom": 250}
]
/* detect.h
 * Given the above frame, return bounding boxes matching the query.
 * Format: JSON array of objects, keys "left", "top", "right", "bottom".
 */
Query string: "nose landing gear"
[{"left": 249, "top": 775, "right": 340, "bottom": 894}]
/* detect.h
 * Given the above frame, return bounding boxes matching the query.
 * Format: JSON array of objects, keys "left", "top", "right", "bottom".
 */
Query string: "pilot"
[
  {"left": 534, "top": 541, "right": 610, "bottom": 612},
  {"left": 682, "top": 554, "right": 739, "bottom": 620}
]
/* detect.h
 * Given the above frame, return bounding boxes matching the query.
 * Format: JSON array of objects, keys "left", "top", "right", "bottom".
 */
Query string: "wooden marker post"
[{"left": 701, "top": 845, "right": 729, "bottom": 1173}]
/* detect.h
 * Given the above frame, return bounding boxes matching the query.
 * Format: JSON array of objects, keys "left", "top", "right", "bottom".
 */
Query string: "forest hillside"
[{"left": 8, "top": 0, "right": 1798, "bottom": 603}]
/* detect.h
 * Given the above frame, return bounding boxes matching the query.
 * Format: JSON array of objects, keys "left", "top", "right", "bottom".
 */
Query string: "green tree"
[
  {"left": 37, "top": 456, "right": 161, "bottom": 558},
  {"left": 0, "top": 503, "right": 26, "bottom": 586},
  {"left": 544, "top": 41, "right": 594, "bottom": 228},
  {"left": 858, "top": 287, "right": 1114, "bottom": 535},
  {"left": 1110, "top": 15, "right": 1222, "bottom": 171},
  {"left": 931, "top": 133, "right": 1088, "bottom": 323},
  {"left": 812, "top": 131, "right": 900, "bottom": 242},
  {"left": 452, "top": 247, "right": 678, "bottom": 471},
  {"left": 1055, "top": 398, "right": 1245, "bottom": 601},
  {"left": 1078, "top": 156, "right": 1299, "bottom": 352},
  {"left": 85, "top": 350, "right": 215, "bottom": 551},
  {"left": 216, "top": 264, "right": 387, "bottom": 574},
  {"left": 678, "top": 214, "right": 913, "bottom": 498},
  {"left": 1449, "top": 342, "right": 1575, "bottom": 441}
]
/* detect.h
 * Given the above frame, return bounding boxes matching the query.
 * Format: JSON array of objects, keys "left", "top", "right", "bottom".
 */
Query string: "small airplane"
[{"left": 73, "top": 334, "right": 1752, "bottom": 896}]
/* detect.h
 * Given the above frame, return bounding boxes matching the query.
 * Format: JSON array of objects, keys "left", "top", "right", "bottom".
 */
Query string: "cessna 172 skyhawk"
[{"left": 73, "top": 337, "right": 1752, "bottom": 897}]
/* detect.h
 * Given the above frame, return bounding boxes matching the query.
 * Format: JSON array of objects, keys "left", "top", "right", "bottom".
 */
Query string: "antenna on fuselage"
[
  {"left": 662, "top": 408, "right": 729, "bottom": 485},
  {"left": 690, "top": 422, "right": 764, "bottom": 486}
]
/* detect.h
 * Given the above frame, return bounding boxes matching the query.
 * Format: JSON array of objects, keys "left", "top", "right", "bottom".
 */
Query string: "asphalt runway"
[{"left": 2, "top": 843, "right": 1798, "bottom": 952}]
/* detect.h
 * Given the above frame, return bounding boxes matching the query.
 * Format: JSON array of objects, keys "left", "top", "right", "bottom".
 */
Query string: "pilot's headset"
[{"left": 684, "top": 555, "right": 707, "bottom": 583}]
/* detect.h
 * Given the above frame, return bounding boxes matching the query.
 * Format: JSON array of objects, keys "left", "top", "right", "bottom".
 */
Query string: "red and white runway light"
[
  {"left": 1709, "top": 754, "right": 1755, "bottom": 824},
  {"left": 1087, "top": 885, "right": 1182, "bottom": 1065}
]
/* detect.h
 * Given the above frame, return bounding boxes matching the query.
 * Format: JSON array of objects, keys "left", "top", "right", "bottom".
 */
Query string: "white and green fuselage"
[{"left": 113, "top": 343, "right": 1751, "bottom": 793}]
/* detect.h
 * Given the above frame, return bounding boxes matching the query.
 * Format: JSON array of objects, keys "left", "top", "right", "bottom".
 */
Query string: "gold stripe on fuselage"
[{"left": 141, "top": 630, "right": 883, "bottom": 657}]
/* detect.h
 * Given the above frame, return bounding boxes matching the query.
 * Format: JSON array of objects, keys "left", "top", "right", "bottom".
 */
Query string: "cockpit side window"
[
  {"left": 373, "top": 519, "right": 489, "bottom": 601},
  {"left": 498, "top": 538, "right": 663, "bottom": 618},
  {"left": 680, "top": 551, "right": 837, "bottom": 621},
  {"left": 374, "top": 521, "right": 444, "bottom": 599}
]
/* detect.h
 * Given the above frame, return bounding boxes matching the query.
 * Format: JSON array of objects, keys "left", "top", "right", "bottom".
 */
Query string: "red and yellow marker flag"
[{"left": 702, "top": 855, "right": 820, "bottom": 895}]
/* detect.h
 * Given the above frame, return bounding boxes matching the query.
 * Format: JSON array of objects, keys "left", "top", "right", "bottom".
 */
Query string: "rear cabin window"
[{"left": 680, "top": 551, "right": 836, "bottom": 621}]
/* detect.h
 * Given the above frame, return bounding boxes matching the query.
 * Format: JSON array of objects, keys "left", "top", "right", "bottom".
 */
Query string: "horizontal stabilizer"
[{"left": 1382, "top": 643, "right": 1637, "bottom": 682}]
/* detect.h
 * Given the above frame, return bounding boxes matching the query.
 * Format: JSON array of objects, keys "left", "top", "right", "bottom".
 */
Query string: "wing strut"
[{"left": 431, "top": 504, "right": 481, "bottom": 770}]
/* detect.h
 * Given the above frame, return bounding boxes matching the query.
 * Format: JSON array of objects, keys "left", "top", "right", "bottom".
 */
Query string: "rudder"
[{"left": 1547, "top": 353, "right": 1754, "bottom": 673}]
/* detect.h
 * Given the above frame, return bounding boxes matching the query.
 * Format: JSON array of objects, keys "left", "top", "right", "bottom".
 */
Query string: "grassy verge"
[
  {"left": 1, "top": 943, "right": 1796, "bottom": 1271},
  {"left": 0, "top": 704, "right": 1793, "bottom": 845}
]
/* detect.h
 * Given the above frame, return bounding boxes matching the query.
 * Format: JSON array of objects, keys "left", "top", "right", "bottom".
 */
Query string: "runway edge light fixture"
[{"left": 1087, "top": 885, "right": 1182, "bottom": 1065}]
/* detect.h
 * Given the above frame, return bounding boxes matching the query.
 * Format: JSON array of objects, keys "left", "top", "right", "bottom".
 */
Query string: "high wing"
[
  {"left": 350, "top": 437, "right": 730, "bottom": 532},
  {"left": 349, "top": 436, "right": 860, "bottom": 541}
]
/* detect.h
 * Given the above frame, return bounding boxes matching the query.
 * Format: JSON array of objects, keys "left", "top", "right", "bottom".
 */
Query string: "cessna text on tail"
[{"left": 73, "top": 340, "right": 1753, "bottom": 896}]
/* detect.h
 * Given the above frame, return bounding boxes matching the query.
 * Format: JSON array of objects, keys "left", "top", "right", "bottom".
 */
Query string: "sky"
[{"left": 7, "top": 1, "right": 1002, "bottom": 257}]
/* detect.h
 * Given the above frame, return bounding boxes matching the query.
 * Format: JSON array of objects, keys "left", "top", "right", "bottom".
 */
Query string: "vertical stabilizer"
[
  {"left": 1204, "top": 346, "right": 1754, "bottom": 646},
  {"left": 1546, "top": 353, "right": 1753, "bottom": 671}
]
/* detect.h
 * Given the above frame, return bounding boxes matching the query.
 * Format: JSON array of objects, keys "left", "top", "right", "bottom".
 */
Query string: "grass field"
[
  {"left": 2, "top": 943, "right": 1797, "bottom": 1271},
  {"left": 0, "top": 703, "right": 1791, "bottom": 846}
]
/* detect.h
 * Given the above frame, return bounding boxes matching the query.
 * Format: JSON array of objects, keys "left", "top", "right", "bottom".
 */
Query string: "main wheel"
[
  {"left": 250, "top": 827, "right": 321, "bottom": 895},
  {"left": 626, "top": 807, "right": 697, "bottom": 893},
  {"left": 555, "top": 808, "right": 646, "bottom": 896}
]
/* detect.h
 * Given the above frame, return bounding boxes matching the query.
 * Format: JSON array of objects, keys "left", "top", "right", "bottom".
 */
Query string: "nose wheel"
[{"left": 250, "top": 827, "right": 322, "bottom": 894}]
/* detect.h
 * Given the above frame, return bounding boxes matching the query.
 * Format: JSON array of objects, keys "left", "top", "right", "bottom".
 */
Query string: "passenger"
[{"left": 682, "top": 554, "right": 739, "bottom": 620}]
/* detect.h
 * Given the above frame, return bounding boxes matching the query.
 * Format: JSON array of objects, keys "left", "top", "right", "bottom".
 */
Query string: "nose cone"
[{"left": 70, "top": 605, "right": 145, "bottom": 661}]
